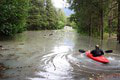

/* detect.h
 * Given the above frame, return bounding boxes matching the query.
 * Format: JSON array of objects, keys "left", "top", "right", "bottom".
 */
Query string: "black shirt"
[{"left": 91, "top": 49, "right": 104, "bottom": 57}]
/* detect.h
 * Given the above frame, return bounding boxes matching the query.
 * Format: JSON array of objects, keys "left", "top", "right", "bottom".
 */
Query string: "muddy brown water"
[{"left": 0, "top": 28, "right": 120, "bottom": 80}]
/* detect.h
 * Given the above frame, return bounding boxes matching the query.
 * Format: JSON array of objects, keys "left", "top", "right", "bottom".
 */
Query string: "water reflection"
[
  {"left": 0, "top": 29, "right": 120, "bottom": 80},
  {"left": 29, "top": 45, "right": 73, "bottom": 80},
  {"left": 53, "top": 45, "right": 73, "bottom": 53}
]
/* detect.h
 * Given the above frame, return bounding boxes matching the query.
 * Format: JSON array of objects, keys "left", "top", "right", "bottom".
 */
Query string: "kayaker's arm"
[
  {"left": 100, "top": 49, "right": 104, "bottom": 55},
  {"left": 90, "top": 50, "right": 95, "bottom": 55},
  {"left": 90, "top": 50, "right": 97, "bottom": 57}
]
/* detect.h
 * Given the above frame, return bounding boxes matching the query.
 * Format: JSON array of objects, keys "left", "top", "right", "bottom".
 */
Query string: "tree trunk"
[
  {"left": 100, "top": 0, "right": 104, "bottom": 40},
  {"left": 89, "top": 15, "right": 92, "bottom": 36},
  {"left": 108, "top": 13, "right": 113, "bottom": 38},
  {"left": 108, "top": 19, "right": 112, "bottom": 37},
  {"left": 108, "top": 1, "right": 114, "bottom": 38},
  {"left": 117, "top": 0, "right": 120, "bottom": 43}
]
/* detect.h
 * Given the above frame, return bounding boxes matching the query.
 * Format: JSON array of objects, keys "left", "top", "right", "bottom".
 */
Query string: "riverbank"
[{"left": 104, "top": 33, "right": 117, "bottom": 40}]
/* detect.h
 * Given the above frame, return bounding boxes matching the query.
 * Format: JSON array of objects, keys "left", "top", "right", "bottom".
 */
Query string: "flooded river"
[{"left": 0, "top": 27, "right": 120, "bottom": 80}]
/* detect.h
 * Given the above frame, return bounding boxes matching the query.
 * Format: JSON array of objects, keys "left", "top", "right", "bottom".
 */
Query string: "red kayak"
[{"left": 86, "top": 51, "right": 109, "bottom": 64}]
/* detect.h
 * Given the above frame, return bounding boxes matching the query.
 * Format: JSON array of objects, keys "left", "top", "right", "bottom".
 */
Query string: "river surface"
[{"left": 0, "top": 27, "right": 120, "bottom": 80}]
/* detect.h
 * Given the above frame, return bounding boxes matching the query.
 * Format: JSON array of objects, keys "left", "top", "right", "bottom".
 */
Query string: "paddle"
[
  {"left": 79, "top": 49, "right": 113, "bottom": 53},
  {"left": 79, "top": 49, "right": 86, "bottom": 53},
  {"left": 105, "top": 50, "right": 113, "bottom": 53}
]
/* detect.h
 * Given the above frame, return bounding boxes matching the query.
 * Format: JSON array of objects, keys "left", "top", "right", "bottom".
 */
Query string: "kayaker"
[{"left": 91, "top": 45, "right": 104, "bottom": 57}]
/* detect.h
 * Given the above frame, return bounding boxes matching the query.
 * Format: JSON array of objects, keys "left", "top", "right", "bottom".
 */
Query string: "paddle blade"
[
  {"left": 79, "top": 49, "right": 86, "bottom": 53},
  {"left": 105, "top": 50, "right": 113, "bottom": 53}
]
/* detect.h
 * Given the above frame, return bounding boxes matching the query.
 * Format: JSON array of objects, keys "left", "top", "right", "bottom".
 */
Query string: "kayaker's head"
[{"left": 95, "top": 45, "right": 99, "bottom": 50}]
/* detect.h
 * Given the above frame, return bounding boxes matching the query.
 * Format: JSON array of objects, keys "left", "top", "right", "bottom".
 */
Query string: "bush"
[
  {"left": 0, "top": 0, "right": 29, "bottom": 36},
  {"left": 57, "top": 21, "right": 65, "bottom": 29}
]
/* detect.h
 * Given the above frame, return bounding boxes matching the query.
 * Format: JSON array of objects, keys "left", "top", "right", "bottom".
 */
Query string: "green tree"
[
  {"left": 117, "top": 0, "right": 120, "bottom": 43},
  {"left": 0, "top": 0, "right": 29, "bottom": 36},
  {"left": 28, "top": 0, "right": 65, "bottom": 30},
  {"left": 57, "top": 9, "right": 67, "bottom": 29},
  {"left": 68, "top": 0, "right": 110, "bottom": 38},
  {"left": 27, "top": 0, "right": 47, "bottom": 30},
  {"left": 45, "top": 0, "right": 58, "bottom": 29},
  {"left": 104, "top": 0, "right": 118, "bottom": 37},
  {"left": 66, "top": 16, "right": 77, "bottom": 28},
  {"left": 68, "top": 0, "right": 100, "bottom": 36}
]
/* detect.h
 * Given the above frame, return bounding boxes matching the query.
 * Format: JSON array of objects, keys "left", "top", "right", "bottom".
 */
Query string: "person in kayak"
[{"left": 91, "top": 45, "right": 104, "bottom": 57}]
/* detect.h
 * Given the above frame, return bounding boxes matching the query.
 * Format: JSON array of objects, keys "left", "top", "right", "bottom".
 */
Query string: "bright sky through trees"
[
  {"left": 52, "top": 0, "right": 68, "bottom": 8},
  {"left": 52, "top": 0, "right": 73, "bottom": 16}
]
